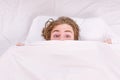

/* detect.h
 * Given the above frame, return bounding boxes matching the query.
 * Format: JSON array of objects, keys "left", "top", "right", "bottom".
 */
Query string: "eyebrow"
[
  {"left": 52, "top": 30, "right": 59, "bottom": 33},
  {"left": 52, "top": 30, "right": 72, "bottom": 33},
  {"left": 64, "top": 30, "right": 72, "bottom": 33}
]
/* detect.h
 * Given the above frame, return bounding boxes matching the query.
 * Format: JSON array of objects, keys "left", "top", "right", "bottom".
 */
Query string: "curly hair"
[{"left": 42, "top": 16, "right": 80, "bottom": 40}]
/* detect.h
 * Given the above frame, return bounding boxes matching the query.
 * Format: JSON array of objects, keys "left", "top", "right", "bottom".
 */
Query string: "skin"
[
  {"left": 50, "top": 24, "right": 74, "bottom": 40},
  {"left": 16, "top": 42, "right": 25, "bottom": 46},
  {"left": 103, "top": 38, "right": 112, "bottom": 44}
]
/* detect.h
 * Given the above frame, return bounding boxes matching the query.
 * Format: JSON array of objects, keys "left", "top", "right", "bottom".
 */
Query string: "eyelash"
[
  {"left": 53, "top": 34, "right": 71, "bottom": 38},
  {"left": 65, "top": 35, "right": 71, "bottom": 38},
  {"left": 53, "top": 34, "right": 60, "bottom": 38}
]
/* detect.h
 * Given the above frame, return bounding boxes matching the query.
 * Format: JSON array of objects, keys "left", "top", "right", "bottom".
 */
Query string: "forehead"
[{"left": 52, "top": 24, "right": 73, "bottom": 31}]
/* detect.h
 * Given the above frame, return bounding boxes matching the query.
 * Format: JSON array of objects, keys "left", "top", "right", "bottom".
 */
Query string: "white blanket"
[{"left": 0, "top": 41, "right": 120, "bottom": 80}]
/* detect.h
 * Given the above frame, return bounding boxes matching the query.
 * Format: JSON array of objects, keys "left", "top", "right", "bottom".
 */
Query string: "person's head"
[{"left": 42, "top": 16, "right": 80, "bottom": 40}]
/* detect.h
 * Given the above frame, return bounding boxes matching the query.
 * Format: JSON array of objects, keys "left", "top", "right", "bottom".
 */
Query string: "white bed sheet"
[{"left": 0, "top": 41, "right": 120, "bottom": 80}]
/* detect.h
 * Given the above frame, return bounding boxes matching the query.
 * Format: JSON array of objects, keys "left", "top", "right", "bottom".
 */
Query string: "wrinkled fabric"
[{"left": 0, "top": 41, "right": 120, "bottom": 80}]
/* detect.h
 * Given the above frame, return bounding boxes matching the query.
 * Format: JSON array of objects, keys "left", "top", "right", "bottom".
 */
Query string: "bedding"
[
  {"left": 0, "top": 34, "right": 11, "bottom": 55},
  {"left": 0, "top": 41, "right": 120, "bottom": 80}
]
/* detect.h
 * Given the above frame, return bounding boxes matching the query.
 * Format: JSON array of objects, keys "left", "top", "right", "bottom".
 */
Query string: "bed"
[{"left": 0, "top": 0, "right": 120, "bottom": 79}]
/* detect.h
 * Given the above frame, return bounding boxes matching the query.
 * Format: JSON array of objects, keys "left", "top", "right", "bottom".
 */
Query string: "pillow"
[{"left": 25, "top": 16, "right": 119, "bottom": 43}]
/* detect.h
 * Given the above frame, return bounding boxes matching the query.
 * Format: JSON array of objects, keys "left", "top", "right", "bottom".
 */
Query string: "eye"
[
  {"left": 65, "top": 35, "right": 71, "bottom": 38},
  {"left": 53, "top": 34, "right": 60, "bottom": 38}
]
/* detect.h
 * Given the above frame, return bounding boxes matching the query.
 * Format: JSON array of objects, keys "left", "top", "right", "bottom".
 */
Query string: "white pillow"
[{"left": 25, "top": 16, "right": 119, "bottom": 43}]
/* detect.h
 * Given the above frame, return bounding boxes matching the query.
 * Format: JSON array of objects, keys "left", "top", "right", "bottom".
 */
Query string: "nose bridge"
[{"left": 60, "top": 33, "right": 64, "bottom": 40}]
